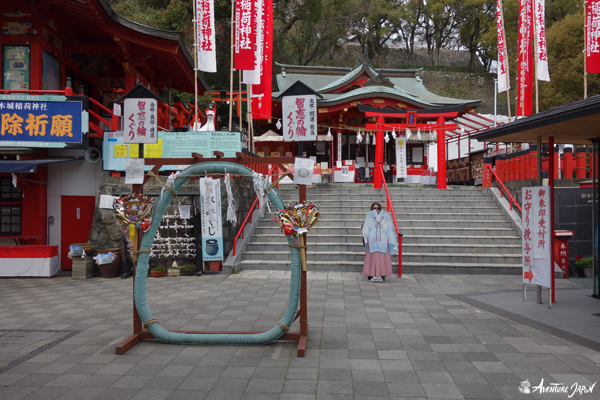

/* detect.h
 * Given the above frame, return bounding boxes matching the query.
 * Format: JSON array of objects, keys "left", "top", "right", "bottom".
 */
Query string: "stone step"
[
  {"left": 251, "top": 233, "right": 522, "bottom": 245},
  {"left": 263, "top": 211, "right": 508, "bottom": 222},
  {"left": 239, "top": 259, "right": 521, "bottom": 275},
  {"left": 260, "top": 219, "right": 513, "bottom": 229},
  {"left": 246, "top": 242, "right": 522, "bottom": 254},
  {"left": 278, "top": 199, "right": 499, "bottom": 208},
  {"left": 254, "top": 226, "right": 518, "bottom": 236},
  {"left": 241, "top": 250, "right": 522, "bottom": 264},
  {"left": 296, "top": 206, "right": 502, "bottom": 213}
]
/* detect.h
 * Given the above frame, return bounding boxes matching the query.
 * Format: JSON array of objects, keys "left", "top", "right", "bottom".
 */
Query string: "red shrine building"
[
  {"left": 0, "top": 0, "right": 205, "bottom": 274},
  {"left": 258, "top": 58, "right": 486, "bottom": 188}
]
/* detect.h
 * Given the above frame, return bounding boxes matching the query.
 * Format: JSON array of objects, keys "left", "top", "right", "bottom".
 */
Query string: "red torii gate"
[{"left": 359, "top": 104, "right": 467, "bottom": 189}]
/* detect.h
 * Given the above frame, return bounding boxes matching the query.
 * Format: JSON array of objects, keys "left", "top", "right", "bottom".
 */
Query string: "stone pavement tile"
[
  {"left": 59, "top": 387, "right": 104, "bottom": 400},
  {"left": 383, "top": 370, "right": 419, "bottom": 383},
  {"left": 473, "top": 361, "right": 512, "bottom": 374},
  {"left": 0, "top": 373, "right": 28, "bottom": 386},
  {"left": 209, "top": 377, "right": 249, "bottom": 392},
  {"left": 76, "top": 374, "right": 120, "bottom": 388},
  {"left": 317, "top": 380, "right": 353, "bottom": 395},
  {"left": 91, "top": 388, "right": 140, "bottom": 400},
  {"left": 377, "top": 350, "right": 408, "bottom": 360},
  {"left": 374, "top": 342, "right": 404, "bottom": 350},
  {"left": 142, "top": 355, "right": 175, "bottom": 365},
  {"left": 410, "top": 359, "right": 446, "bottom": 371},
  {"left": 94, "top": 363, "right": 134, "bottom": 375},
  {"left": 197, "top": 356, "right": 231, "bottom": 367},
  {"left": 0, "top": 385, "right": 37, "bottom": 400},
  {"left": 387, "top": 382, "right": 426, "bottom": 397},
  {"left": 281, "top": 379, "right": 318, "bottom": 394},
  {"left": 348, "top": 349, "right": 378, "bottom": 359},
  {"left": 505, "top": 362, "right": 545, "bottom": 374},
  {"left": 130, "top": 389, "right": 172, "bottom": 400},
  {"left": 43, "top": 373, "right": 88, "bottom": 387},
  {"left": 422, "top": 382, "right": 464, "bottom": 398},
  {"left": 285, "top": 367, "right": 318, "bottom": 380},
  {"left": 13, "top": 373, "right": 58, "bottom": 387},
  {"left": 110, "top": 375, "right": 153, "bottom": 389},
  {"left": 242, "top": 392, "right": 280, "bottom": 400},
  {"left": 465, "top": 351, "right": 501, "bottom": 362},
  {"left": 319, "top": 357, "right": 348, "bottom": 369},
  {"left": 3, "top": 362, "right": 45, "bottom": 375},
  {"left": 63, "top": 362, "right": 104, "bottom": 375},
  {"left": 407, "top": 350, "right": 440, "bottom": 360},
  {"left": 319, "top": 368, "right": 352, "bottom": 381},
  {"left": 34, "top": 362, "right": 76, "bottom": 374},
  {"left": 349, "top": 359, "right": 381, "bottom": 370},
  {"left": 141, "top": 376, "right": 185, "bottom": 391},
  {"left": 156, "top": 365, "right": 194, "bottom": 377},
  {"left": 353, "top": 380, "right": 389, "bottom": 396},
  {"left": 252, "top": 366, "right": 286, "bottom": 379},
  {"left": 380, "top": 359, "right": 413, "bottom": 371},
  {"left": 442, "top": 361, "right": 479, "bottom": 373},
  {"left": 352, "top": 369, "right": 387, "bottom": 382},
  {"left": 315, "top": 394, "right": 353, "bottom": 400},
  {"left": 81, "top": 354, "right": 118, "bottom": 364},
  {"left": 177, "top": 376, "right": 216, "bottom": 391},
  {"left": 245, "top": 378, "right": 284, "bottom": 393},
  {"left": 437, "top": 352, "right": 469, "bottom": 362},
  {"left": 150, "top": 346, "right": 185, "bottom": 357},
  {"left": 417, "top": 370, "right": 454, "bottom": 384},
  {"left": 450, "top": 370, "right": 490, "bottom": 384},
  {"left": 125, "top": 364, "right": 165, "bottom": 377},
  {"left": 189, "top": 365, "right": 225, "bottom": 378},
  {"left": 220, "top": 366, "right": 255, "bottom": 378},
  {"left": 456, "top": 382, "right": 504, "bottom": 399}
]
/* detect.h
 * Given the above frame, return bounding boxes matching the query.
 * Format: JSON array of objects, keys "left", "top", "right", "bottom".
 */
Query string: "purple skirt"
[{"left": 362, "top": 246, "right": 392, "bottom": 277}]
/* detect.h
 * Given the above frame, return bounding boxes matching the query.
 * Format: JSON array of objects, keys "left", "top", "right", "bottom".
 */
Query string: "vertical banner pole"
[
  {"left": 229, "top": 1, "right": 235, "bottom": 131},
  {"left": 585, "top": 0, "right": 588, "bottom": 100},
  {"left": 549, "top": 135, "right": 556, "bottom": 304}
]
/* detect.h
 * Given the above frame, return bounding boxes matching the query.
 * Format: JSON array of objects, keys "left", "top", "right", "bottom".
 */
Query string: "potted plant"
[
  {"left": 180, "top": 262, "right": 197, "bottom": 276},
  {"left": 576, "top": 256, "right": 593, "bottom": 278},
  {"left": 167, "top": 259, "right": 181, "bottom": 277},
  {"left": 151, "top": 264, "right": 166, "bottom": 278}
]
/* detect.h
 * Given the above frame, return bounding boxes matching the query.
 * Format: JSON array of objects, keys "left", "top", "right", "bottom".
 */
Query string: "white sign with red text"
[
  {"left": 522, "top": 186, "right": 551, "bottom": 288},
  {"left": 534, "top": 0, "right": 549, "bottom": 81},
  {"left": 123, "top": 98, "right": 158, "bottom": 144},
  {"left": 395, "top": 136, "right": 407, "bottom": 179},
  {"left": 282, "top": 95, "right": 317, "bottom": 142},
  {"left": 196, "top": 0, "right": 216, "bottom": 73}
]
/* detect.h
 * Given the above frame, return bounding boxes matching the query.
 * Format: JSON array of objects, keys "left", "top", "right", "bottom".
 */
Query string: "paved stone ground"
[{"left": 0, "top": 272, "right": 599, "bottom": 400}]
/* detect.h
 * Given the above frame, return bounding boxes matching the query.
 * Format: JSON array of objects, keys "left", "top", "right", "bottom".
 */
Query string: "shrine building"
[
  {"left": 0, "top": 0, "right": 206, "bottom": 273},
  {"left": 258, "top": 58, "right": 488, "bottom": 188}
]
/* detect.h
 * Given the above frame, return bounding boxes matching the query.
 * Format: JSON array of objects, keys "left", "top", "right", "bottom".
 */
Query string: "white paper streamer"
[{"left": 224, "top": 172, "right": 237, "bottom": 224}]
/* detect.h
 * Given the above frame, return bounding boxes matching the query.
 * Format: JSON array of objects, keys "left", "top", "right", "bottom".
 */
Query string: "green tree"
[{"left": 457, "top": 0, "right": 495, "bottom": 72}]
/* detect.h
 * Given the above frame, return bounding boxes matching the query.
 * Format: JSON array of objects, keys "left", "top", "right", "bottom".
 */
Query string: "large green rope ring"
[{"left": 133, "top": 162, "right": 301, "bottom": 345}]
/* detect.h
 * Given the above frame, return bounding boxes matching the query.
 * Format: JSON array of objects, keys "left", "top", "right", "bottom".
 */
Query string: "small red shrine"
[{"left": 259, "top": 58, "right": 482, "bottom": 189}]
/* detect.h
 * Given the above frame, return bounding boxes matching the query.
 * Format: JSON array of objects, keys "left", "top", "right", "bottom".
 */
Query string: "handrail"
[
  {"left": 233, "top": 164, "right": 281, "bottom": 256},
  {"left": 233, "top": 197, "right": 259, "bottom": 256},
  {"left": 485, "top": 164, "right": 523, "bottom": 214},
  {"left": 378, "top": 162, "right": 404, "bottom": 277}
]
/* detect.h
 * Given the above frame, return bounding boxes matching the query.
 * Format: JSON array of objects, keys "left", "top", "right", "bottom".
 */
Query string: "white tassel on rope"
[
  {"left": 252, "top": 171, "right": 267, "bottom": 218},
  {"left": 417, "top": 128, "right": 422, "bottom": 141},
  {"left": 384, "top": 131, "right": 390, "bottom": 144},
  {"left": 160, "top": 171, "right": 180, "bottom": 202},
  {"left": 224, "top": 170, "right": 237, "bottom": 224},
  {"left": 431, "top": 129, "right": 437, "bottom": 141},
  {"left": 326, "top": 127, "right": 332, "bottom": 141},
  {"left": 365, "top": 132, "right": 370, "bottom": 145},
  {"left": 406, "top": 128, "right": 412, "bottom": 141},
  {"left": 391, "top": 127, "right": 396, "bottom": 139},
  {"left": 356, "top": 129, "right": 363, "bottom": 143}
]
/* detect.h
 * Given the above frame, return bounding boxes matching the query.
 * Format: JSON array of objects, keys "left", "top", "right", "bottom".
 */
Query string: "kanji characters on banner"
[
  {"left": 242, "top": 0, "right": 264, "bottom": 85},
  {"left": 282, "top": 95, "right": 317, "bottom": 142},
  {"left": 534, "top": 0, "right": 549, "bottom": 81},
  {"left": 196, "top": 0, "right": 216, "bottom": 73},
  {"left": 496, "top": 0, "right": 510, "bottom": 93},
  {"left": 251, "top": 0, "right": 273, "bottom": 118},
  {"left": 587, "top": 0, "right": 600, "bottom": 73},
  {"left": 234, "top": 0, "right": 255, "bottom": 71},
  {"left": 517, "top": 0, "right": 533, "bottom": 116},
  {"left": 123, "top": 98, "right": 158, "bottom": 144},
  {"left": 522, "top": 186, "right": 552, "bottom": 289}
]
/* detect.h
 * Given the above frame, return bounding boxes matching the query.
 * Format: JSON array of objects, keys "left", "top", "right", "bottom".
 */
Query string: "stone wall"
[
  {"left": 420, "top": 70, "right": 508, "bottom": 115},
  {"left": 89, "top": 175, "right": 256, "bottom": 273}
]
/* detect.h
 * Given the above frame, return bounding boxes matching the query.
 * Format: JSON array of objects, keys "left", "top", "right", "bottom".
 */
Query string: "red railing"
[
  {"left": 232, "top": 164, "right": 281, "bottom": 256},
  {"left": 377, "top": 162, "right": 403, "bottom": 277},
  {"left": 484, "top": 164, "right": 523, "bottom": 214}
]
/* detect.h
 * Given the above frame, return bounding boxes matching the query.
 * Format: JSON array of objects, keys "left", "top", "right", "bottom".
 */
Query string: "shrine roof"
[
  {"left": 275, "top": 62, "right": 480, "bottom": 109},
  {"left": 45, "top": 0, "right": 207, "bottom": 93}
]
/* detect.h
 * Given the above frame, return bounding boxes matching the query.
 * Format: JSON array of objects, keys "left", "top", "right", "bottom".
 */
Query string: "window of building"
[{"left": 0, "top": 177, "right": 21, "bottom": 235}]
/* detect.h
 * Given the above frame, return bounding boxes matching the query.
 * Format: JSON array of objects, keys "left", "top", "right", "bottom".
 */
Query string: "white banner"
[
  {"left": 242, "top": 0, "right": 264, "bottom": 85},
  {"left": 123, "top": 98, "right": 158, "bottom": 144},
  {"left": 496, "top": 0, "right": 511, "bottom": 92},
  {"left": 196, "top": 0, "right": 216, "bottom": 73},
  {"left": 522, "top": 186, "right": 551, "bottom": 288},
  {"left": 282, "top": 95, "right": 317, "bottom": 141},
  {"left": 337, "top": 132, "right": 342, "bottom": 162},
  {"left": 200, "top": 177, "right": 223, "bottom": 261},
  {"left": 534, "top": 0, "right": 550, "bottom": 81},
  {"left": 395, "top": 136, "right": 407, "bottom": 179}
]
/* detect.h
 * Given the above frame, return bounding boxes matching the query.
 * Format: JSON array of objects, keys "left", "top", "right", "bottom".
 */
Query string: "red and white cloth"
[{"left": 0, "top": 246, "right": 59, "bottom": 277}]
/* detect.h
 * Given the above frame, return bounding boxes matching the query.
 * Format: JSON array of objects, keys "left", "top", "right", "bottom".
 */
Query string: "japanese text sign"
[
  {"left": 200, "top": 177, "right": 223, "bottom": 261},
  {"left": 196, "top": 0, "right": 216, "bottom": 72},
  {"left": 0, "top": 98, "right": 82, "bottom": 147},
  {"left": 395, "top": 136, "right": 407, "bottom": 179},
  {"left": 496, "top": 0, "right": 510, "bottom": 92},
  {"left": 534, "top": 0, "right": 549, "bottom": 81},
  {"left": 123, "top": 98, "right": 158, "bottom": 144},
  {"left": 234, "top": 0, "right": 255, "bottom": 70},
  {"left": 522, "top": 186, "right": 551, "bottom": 288},
  {"left": 587, "top": 0, "right": 600, "bottom": 73},
  {"left": 282, "top": 95, "right": 317, "bottom": 142}
]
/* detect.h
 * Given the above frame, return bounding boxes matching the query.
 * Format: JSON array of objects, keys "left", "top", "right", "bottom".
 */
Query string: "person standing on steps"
[{"left": 361, "top": 202, "right": 399, "bottom": 282}]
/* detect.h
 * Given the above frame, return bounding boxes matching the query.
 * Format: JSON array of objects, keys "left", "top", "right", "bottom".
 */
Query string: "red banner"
[
  {"left": 235, "top": 0, "right": 255, "bottom": 70},
  {"left": 517, "top": 0, "right": 533, "bottom": 116},
  {"left": 587, "top": 0, "right": 600, "bottom": 73},
  {"left": 251, "top": 0, "right": 272, "bottom": 118}
]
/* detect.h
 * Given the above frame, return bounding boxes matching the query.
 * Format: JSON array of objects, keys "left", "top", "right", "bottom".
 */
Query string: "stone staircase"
[{"left": 240, "top": 184, "right": 522, "bottom": 274}]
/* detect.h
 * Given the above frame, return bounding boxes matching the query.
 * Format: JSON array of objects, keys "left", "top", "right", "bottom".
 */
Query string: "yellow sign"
[
  {"left": 114, "top": 144, "right": 127, "bottom": 158},
  {"left": 143, "top": 139, "right": 163, "bottom": 158}
]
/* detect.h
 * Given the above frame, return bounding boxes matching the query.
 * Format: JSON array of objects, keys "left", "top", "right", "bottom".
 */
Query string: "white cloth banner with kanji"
[
  {"left": 496, "top": 0, "right": 511, "bottom": 92},
  {"left": 534, "top": 0, "right": 549, "bottom": 81},
  {"left": 196, "top": 0, "right": 216, "bottom": 73},
  {"left": 282, "top": 95, "right": 317, "bottom": 142},
  {"left": 242, "top": 0, "right": 264, "bottom": 85},
  {"left": 395, "top": 136, "right": 407, "bottom": 179}
]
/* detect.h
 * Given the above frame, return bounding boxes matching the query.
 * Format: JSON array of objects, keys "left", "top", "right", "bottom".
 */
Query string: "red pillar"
[
  {"left": 529, "top": 145, "right": 537, "bottom": 179},
  {"left": 515, "top": 153, "right": 521, "bottom": 181},
  {"left": 564, "top": 148, "right": 574, "bottom": 179},
  {"left": 575, "top": 147, "right": 586, "bottom": 179},
  {"left": 482, "top": 157, "right": 493, "bottom": 189},
  {"left": 437, "top": 117, "right": 446, "bottom": 189},
  {"left": 375, "top": 117, "right": 384, "bottom": 189},
  {"left": 554, "top": 146, "right": 560, "bottom": 179}
]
